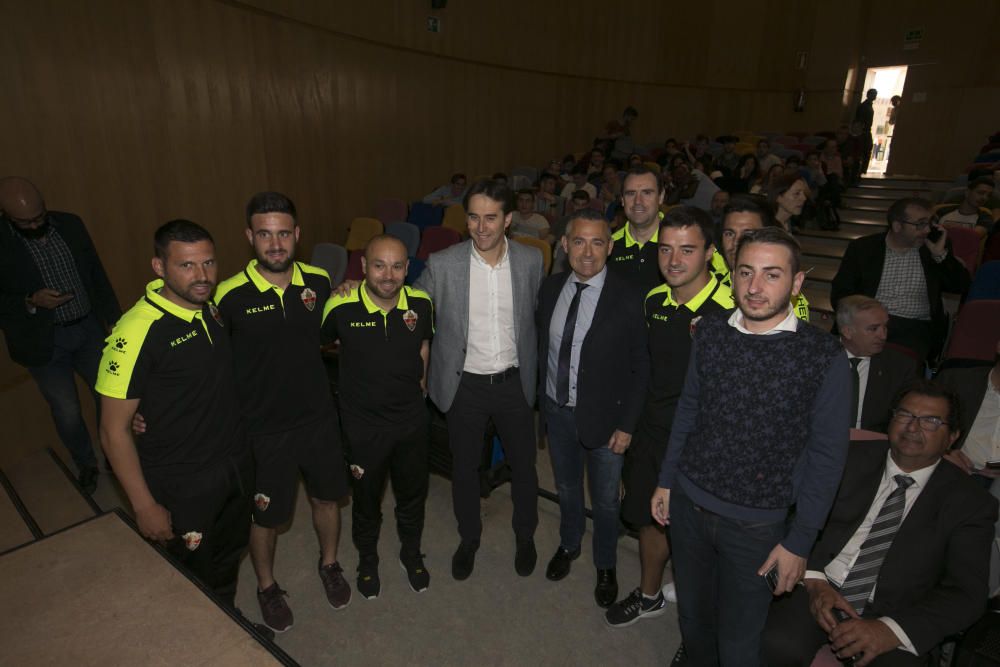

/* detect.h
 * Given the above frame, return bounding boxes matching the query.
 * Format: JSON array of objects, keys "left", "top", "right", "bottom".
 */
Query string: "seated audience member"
[
  {"left": 803, "top": 151, "right": 842, "bottom": 229},
  {"left": 762, "top": 380, "right": 998, "bottom": 667},
  {"left": 628, "top": 153, "right": 644, "bottom": 170},
  {"left": 660, "top": 138, "right": 681, "bottom": 162},
  {"left": 604, "top": 106, "right": 638, "bottom": 140},
  {"left": 586, "top": 148, "right": 606, "bottom": 177},
  {"left": 679, "top": 162, "right": 721, "bottom": 212},
  {"left": 537, "top": 210, "right": 649, "bottom": 609},
  {"left": 935, "top": 176, "right": 995, "bottom": 233},
  {"left": 543, "top": 159, "right": 562, "bottom": 178},
  {"left": 683, "top": 135, "right": 713, "bottom": 172},
  {"left": 423, "top": 173, "right": 468, "bottom": 207},
  {"left": 821, "top": 139, "right": 845, "bottom": 181},
  {"left": 938, "top": 340, "right": 1000, "bottom": 595},
  {"left": 783, "top": 155, "right": 803, "bottom": 179},
  {"left": 715, "top": 195, "right": 810, "bottom": 322},
  {"left": 751, "top": 163, "right": 785, "bottom": 195},
  {"left": 551, "top": 190, "right": 593, "bottom": 273},
  {"left": 605, "top": 206, "right": 733, "bottom": 629},
  {"left": 535, "top": 173, "right": 564, "bottom": 219},
  {"left": 831, "top": 197, "right": 971, "bottom": 363},
  {"left": 946, "top": 167, "right": 1000, "bottom": 209},
  {"left": 802, "top": 151, "right": 827, "bottom": 197},
  {"left": 560, "top": 155, "right": 577, "bottom": 183},
  {"left": 491, "top": 172, "right": 509, "bottom": 187},
  {"left": 715, "top": 136, "right": 741, "bottom": 175},
  {"left": 709, "top": 190, "right": 729, "bottom": 228},
  {"left": 598, "top": 163, "right": 622, "bottom": 205},
  {"left": 755, "top": 139, "right": 782, "bottom": 174},
  {"left": 510, "top": 190, "right": 552, "bottom": 241},
  {"left": 560, "top": 165, "right": 597, "bottom": 200},
  {"left": 717, "top": 154, "right": 759, "bottom": 194},
  {"left": 768, "top": 174, "right": 809, "bottom": 231},
  {"left": 837, "top": 296, "right": 919, "bottom": 432},
  {"left": 836, "top": 125, "right": 863, "bottom": 186}
]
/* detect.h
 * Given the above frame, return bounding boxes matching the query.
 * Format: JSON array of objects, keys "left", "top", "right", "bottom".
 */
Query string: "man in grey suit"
[
  {"left": 837, "top": 295, "right": 919, "bottom": 433},
  {"left": 415, "top": 179, "right": 546, "bottom": 580}
]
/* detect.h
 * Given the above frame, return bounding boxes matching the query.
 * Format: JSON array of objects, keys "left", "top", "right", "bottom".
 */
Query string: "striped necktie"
[{"left": 839, "top": 474, "right": 915, "bottom": 615}]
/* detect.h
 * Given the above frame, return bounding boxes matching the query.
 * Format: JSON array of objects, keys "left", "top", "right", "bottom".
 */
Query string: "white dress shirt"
[
  {"left": 727, "top": 304, "right": 798, "bottom": 336},
  {"left": 846, "top": 351, "right": 872, "bottom": 429},
  {"left": 962, "top": 374, "right": 1000, "bottom": 469},
  {"left": 804, "top": 451, "right": 939, "bottom": 655},
  {"left": 463, "top": 240, "right": 518, "bottom": 374}
]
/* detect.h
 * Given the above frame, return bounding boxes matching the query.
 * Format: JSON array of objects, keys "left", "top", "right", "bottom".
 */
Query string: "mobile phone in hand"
[
  {"left": 762, "top": 565, "right": 779, "bottom": 593},
  {"left": 926, "top": 224, "right": 943, "bottom": 243}
]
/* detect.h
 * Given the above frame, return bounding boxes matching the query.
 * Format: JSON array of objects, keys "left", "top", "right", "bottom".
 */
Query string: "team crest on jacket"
[
  {"left": 402, "top": 309, "right": 418, "bottom": 332},
  {"left": 209, "top": 303, "right": 223, "bottom": 326},
  {"left": 689, "top": 316, "right": 703, "bottom": 339},
  {"left": 182, "top": 531, "right": 203, "bottom": 551},
  {"left": 301, "top": 287, "right": 317, "bottom": 312},
  {"left": 254, "top": 493, "right": 271, "bottom": 511}
]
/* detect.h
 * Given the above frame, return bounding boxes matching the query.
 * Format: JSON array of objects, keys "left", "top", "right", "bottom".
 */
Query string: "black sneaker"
[
  {"left": 256, "top": 583, "right": 293, "bottom": 633},
  {"left": 605, "top": 588, "right": 667, "bottom": 628},
  {"left": 357, "top": 558, "right": 381, "bottom": 600},
  {"left": 451, "top": 540, "right": 479, "bottom": 580},
  {"left": 400, "top": 554, "right": 430, "bottom": 593},
  {"left": 318, "top": 559, "right": 352, "bottom": 609}
]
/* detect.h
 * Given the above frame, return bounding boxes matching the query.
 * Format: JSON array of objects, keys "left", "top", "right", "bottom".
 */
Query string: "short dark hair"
[
  {"left": 538, "top": 173, "right": 558, "bottom": 187},
  {"left": 623, "top": 106, "right": 638, "bottom": 118},
  {"left": 245, "top": 191, "right": 297, "bottom": 228},
  {"left": 886, "top": 197, "right": 933, "bottom": 227},
  {"left": 660, "top": 206, "right": 714, "bottom": 249},
  {"left": 516, "top": 188, "right": 535, "bottom": 199},
  {"left": 591, "top": 148, "right": 605, "bottom": 157},
  {"left": 891, "top": 379, "right": 961, "bottom": 434},
  {"left": 463, "top": 179, "right": 514, "bottom": 215},
  {"left": 564, "top": 208, "right": 608, "bottom": 238},
  {"left": 735, "top": 226, "right": 802, "bottom": 274},
  {"left": 969, "top": 175, "right": 995, "bottom": 191},
  {"left": 154, "top": 219, "right": 214, "bottom": 259},
  {"left": 491, "top": 172, "right": 508, "bottom": 181},
  {"left": 623, "top": 166, "right": 663, "bottom": 193},
  {"left": 450, "top": 173, "right": 467, "bottom": 184},
  {"left": 570, "top": 164, "right": 588, "bottom": 177},
  {"left": 570, "top": 189, "right": 591, "bottom": 203},
  {"left": 722, "top": 194, "right": 777, "bottom": 228},
  {"left": 805, "top": 150, "right": 821, "bottom": 161}
]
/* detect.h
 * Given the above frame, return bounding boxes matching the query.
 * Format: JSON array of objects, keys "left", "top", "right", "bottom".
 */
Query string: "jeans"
[
  {"left": 543, "top": 396, "right": 624, "bottom": 570},
  {"left": 26, "top": 314, "right": 103, "bottom": 472},
  {"left": 670, "top": 488, "right": 785, "bottom": 667}
]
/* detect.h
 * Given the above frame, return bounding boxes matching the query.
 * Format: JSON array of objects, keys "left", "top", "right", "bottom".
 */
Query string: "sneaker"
[
  {"left": 662, "top": 581, "right": 677, "bottom": 603},
  {"left": 318, "top": 559, "right": 352, "bottom": 610},
  {"left": 357, "top": 558, "right": 381, "bottom": 600},
  {"left": 604, "top": 588, "right": 667, "bottom": 628},
  {"left": 400, "top": 554, "right": 430, "bottom": 593},
  {"left": 256, "top": 583, "right": 293, "bottom": 633}
]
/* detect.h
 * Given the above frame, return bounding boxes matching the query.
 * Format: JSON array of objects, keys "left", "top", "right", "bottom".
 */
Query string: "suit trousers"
[
  {"left": 761, "top": 583, "right": 928, "bottom": 666},
  {"left": 446, "top": 370, "right": 538, "bottom": 544}
]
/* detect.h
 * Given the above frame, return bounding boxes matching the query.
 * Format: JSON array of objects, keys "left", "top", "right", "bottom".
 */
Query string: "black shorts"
[
  {"left": 249, "top": 413, "right": 349, "bottom": 527},
  {"left": 620, "top": 419, "right": 671, "bottom": 528}
]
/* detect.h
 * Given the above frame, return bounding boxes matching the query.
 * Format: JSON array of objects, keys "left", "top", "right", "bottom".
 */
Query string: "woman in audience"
[
  {"left": 768, "top": 174, "right": 809, "bottom": 231},
  {"left": 750, "top": 163, "right": 783, "bottom": 194}
]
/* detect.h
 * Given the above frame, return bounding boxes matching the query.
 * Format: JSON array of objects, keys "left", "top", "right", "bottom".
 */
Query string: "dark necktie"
[
  {"left": 838, "top": 474, "right": 915, "bottom": 614},
  {"left": 556, "top": 282, "right": 588, "bottom": 406},
  {"left": 849, "top": 357, "right": 863, "bottom": 427}
]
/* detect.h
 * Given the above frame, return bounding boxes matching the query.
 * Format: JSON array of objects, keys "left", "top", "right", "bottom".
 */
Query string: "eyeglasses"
[
  {"left": 892, "top": 408, "right": 949, "bottom": 431},
  {"left": 897, "top": 217, "right": 931, "bottom": 231}
]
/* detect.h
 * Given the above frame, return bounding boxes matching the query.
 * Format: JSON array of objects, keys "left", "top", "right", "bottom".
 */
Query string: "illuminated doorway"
[{"left": 860, "top": 66, "right": 908, "bottom": 175}]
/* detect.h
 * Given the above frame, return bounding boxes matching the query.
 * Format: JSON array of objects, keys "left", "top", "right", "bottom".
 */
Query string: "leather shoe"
[
  {"left": 545, "top": 546, "right": 580, "bottom": 581},
  {"left": 514, "top": 538, "right": 537, "bottom": 577},
  {"left": 451, "top": 540, "right": 479, "bottom": 581},
  {"left": 594, "top": 568, "right": 618, "bottom": 608},
  {"left": 78, "top": 466, "right": 99, "bottom": 495}
]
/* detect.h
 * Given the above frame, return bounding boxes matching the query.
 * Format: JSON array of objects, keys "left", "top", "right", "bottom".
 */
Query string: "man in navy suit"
[{"left": 536, "top": 209, "right": 649, "bottom": 608}]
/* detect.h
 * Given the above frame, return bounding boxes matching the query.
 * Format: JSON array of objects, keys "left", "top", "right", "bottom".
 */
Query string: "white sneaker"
[{"left": 662, "top": 582, "right": 677, "bottom": 603}]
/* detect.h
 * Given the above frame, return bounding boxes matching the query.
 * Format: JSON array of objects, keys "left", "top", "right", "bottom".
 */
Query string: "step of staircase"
[
  {"left": 0, "top": 472, "right": 38, "bottom": 554},
  {"left": 859, "top": 177, "right": 952, "bottom": 189},
  {"left": 3, "top": 449, "right": 97, "bottom": 536},
  {"left": 853, "top": 184, "right": 932, "bottom": 199}
]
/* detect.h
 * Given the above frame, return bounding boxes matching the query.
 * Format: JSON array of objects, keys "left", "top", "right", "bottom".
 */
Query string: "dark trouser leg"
[
  {"left": 543, "top": 397, "right": 585, "bottom": 552},
  {"left": 208, "top": 454, "right": 254, "bottom": 606},
  {"left": 348, "top": 424, "right": 393, "bottom": 563},
  {"left": 585, "top": 444, "right": 624, "bottom": 570},
  {"left": 489, "top": 377, "right": 538, "bottom": 541},
  {"left": 760, "top": 581, "right": 828, "bottom": 666},
  {"left": 670, "top": 489, "right": 721, "bottom": 667},
  {"left": 27, "top": 321, "right": 98, "bottom": 472},
  {"left": 887, "top": 315, "right": 933, "bottom": 364},
  {"left": 446, "top": 377, "right": 492, "bottom": 543},
  {"left": 390, "top": 415, "right": 430, "bottom": 559}
]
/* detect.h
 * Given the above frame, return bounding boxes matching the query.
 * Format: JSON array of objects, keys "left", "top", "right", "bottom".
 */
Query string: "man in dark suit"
[
  {"left": 415, "top": 179, "right": 545, "bottom": 581},
  {"left": 762, "top": 380, "right": 998, "bottom": 666},
  {"left": 0, "top": 177, "right": 121, "bottom": 492},
  {"left": 831, "top": 197, "right": 970, "bottom": 363},
  {"left": 837, "top": 295, "right": 919, "bottom": 433},
  {"left": 536, "top": 209, "right": 649, "bottom": 608}
]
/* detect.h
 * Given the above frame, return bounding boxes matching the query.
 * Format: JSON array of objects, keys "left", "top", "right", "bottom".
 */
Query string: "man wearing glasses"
[
  {"left": 831, "top": 197, "right": 970, "bottom": 363},
  {"left": 0, "top": 177, "right": 121, "bottom": 493},
  {"left": 762, "top": 379, "right": 997, "bottom": 666}
]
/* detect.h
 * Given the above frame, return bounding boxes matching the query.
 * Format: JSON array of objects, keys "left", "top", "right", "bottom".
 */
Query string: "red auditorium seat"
[
  {"left": 344, "top": 249, "right": 364, "bottom": 281},
  {"left": 944, "top": 299, "right": 1000, "bottom": 362},
  {"left": 416, "top": 226, "right": 461, "bottom": 260},
  {"left": 943, "top": 226, "right": 985, "bottom": 276}
]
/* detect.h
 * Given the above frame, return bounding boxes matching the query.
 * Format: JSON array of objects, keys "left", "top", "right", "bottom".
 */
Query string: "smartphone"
[
  {"left": 926, "top": 224, "right": 943, "bottom": 243},
  {"left": 986, "top": 460, "right": 1000, "bottom": 470},
  {"left": 762, "top": 565, "right": 779, "bottom": 593}
]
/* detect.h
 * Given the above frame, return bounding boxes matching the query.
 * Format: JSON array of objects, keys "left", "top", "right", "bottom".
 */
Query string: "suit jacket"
[
  {"left": 415, "top": 239, "right": 544, "bottom": 413},
  {"left": 0, "top": 212, "right": 121, "bottom": 366},
  {"left": 830, "top": 232, "right": 971, "bottom": 354},
  {"left": 858, "top": 347, "right": 919, "bottom": 432},
  {"left": 535, "top": 269, "right": 649, "bottom": 448},
  {"left": 809, "top": 441, "right": 997, "bottom": 655},
  {"left": 937, "top": 364, "right": 993, "bottom": 450}
]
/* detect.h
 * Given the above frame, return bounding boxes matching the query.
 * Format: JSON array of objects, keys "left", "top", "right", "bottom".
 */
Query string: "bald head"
[{"left": 0, "top": 177, "right": 45, "bottom": 221}]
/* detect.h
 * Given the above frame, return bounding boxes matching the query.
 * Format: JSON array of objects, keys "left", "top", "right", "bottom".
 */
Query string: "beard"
[
  {"left": 258, "top": 255, "right": 294, "bottom": 273},
  {"left": 736, "top": 289, "right": 792, "bottom": 323},
  {"left": 174, "top": 279, "right": 215, "bottom": 305},
  {"left": 12, "top": 220, "right": 50, "bottom": 239}
]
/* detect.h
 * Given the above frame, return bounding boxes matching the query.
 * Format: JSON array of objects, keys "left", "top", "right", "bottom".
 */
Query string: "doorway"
[{"left": 860, "top": 66, "right": 908, "bottom": 175}]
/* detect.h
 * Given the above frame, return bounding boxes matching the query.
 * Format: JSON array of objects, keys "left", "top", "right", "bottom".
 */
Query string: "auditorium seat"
[
  {"left": 385, "top": 221, "right": 421, "bottom": 257},
  {"left": 441, "top": 203, "right": 467, "bottom": 237},
  {"left": 406, "top": 257, "right": 426, "bottom": 285},
  {"left": 937, "top": 224, "right": 985, "bottom": 276},
  {"left": 344, "top": 249, "right": 364, "bottom": 281},
  {"left": 417, "top": 226, "right": 461, "bottom": 260},
  {"left": 345, "top": 217, "right": 383, "bottom": 251},
  {"left": 943, "top": 299, "right": 1000, "bottom": 362},
  {"left": 311, "top": 242, "right": 348, "bottom": 287},
  {"left": 375, "top": 197, "right": 408, "bottom": 226},
  {"left": 968, "top": 261, "right": 1000, "bottom": 300},
  {"left": 407, "top": 201, "right": 444, "bottom": 230},
  {"left": 513, "top": 236, "right": 553, "bottom": 274}
]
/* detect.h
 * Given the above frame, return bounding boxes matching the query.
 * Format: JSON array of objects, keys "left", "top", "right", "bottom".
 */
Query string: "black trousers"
[
  {"left": 146, "top": 449, "right": 254, "bottom": 608},
  {"left": 887, "top": 315, "right": 934, "bottom": 363},
  {"left": 344, "top": 412, "right": 430, "bottom": 563},
  {"left": 761, "top": 584, "right": 928, "bottom": 666},
  {"left": 446, "top": 370, "right": 538, "bottom": 544}
]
